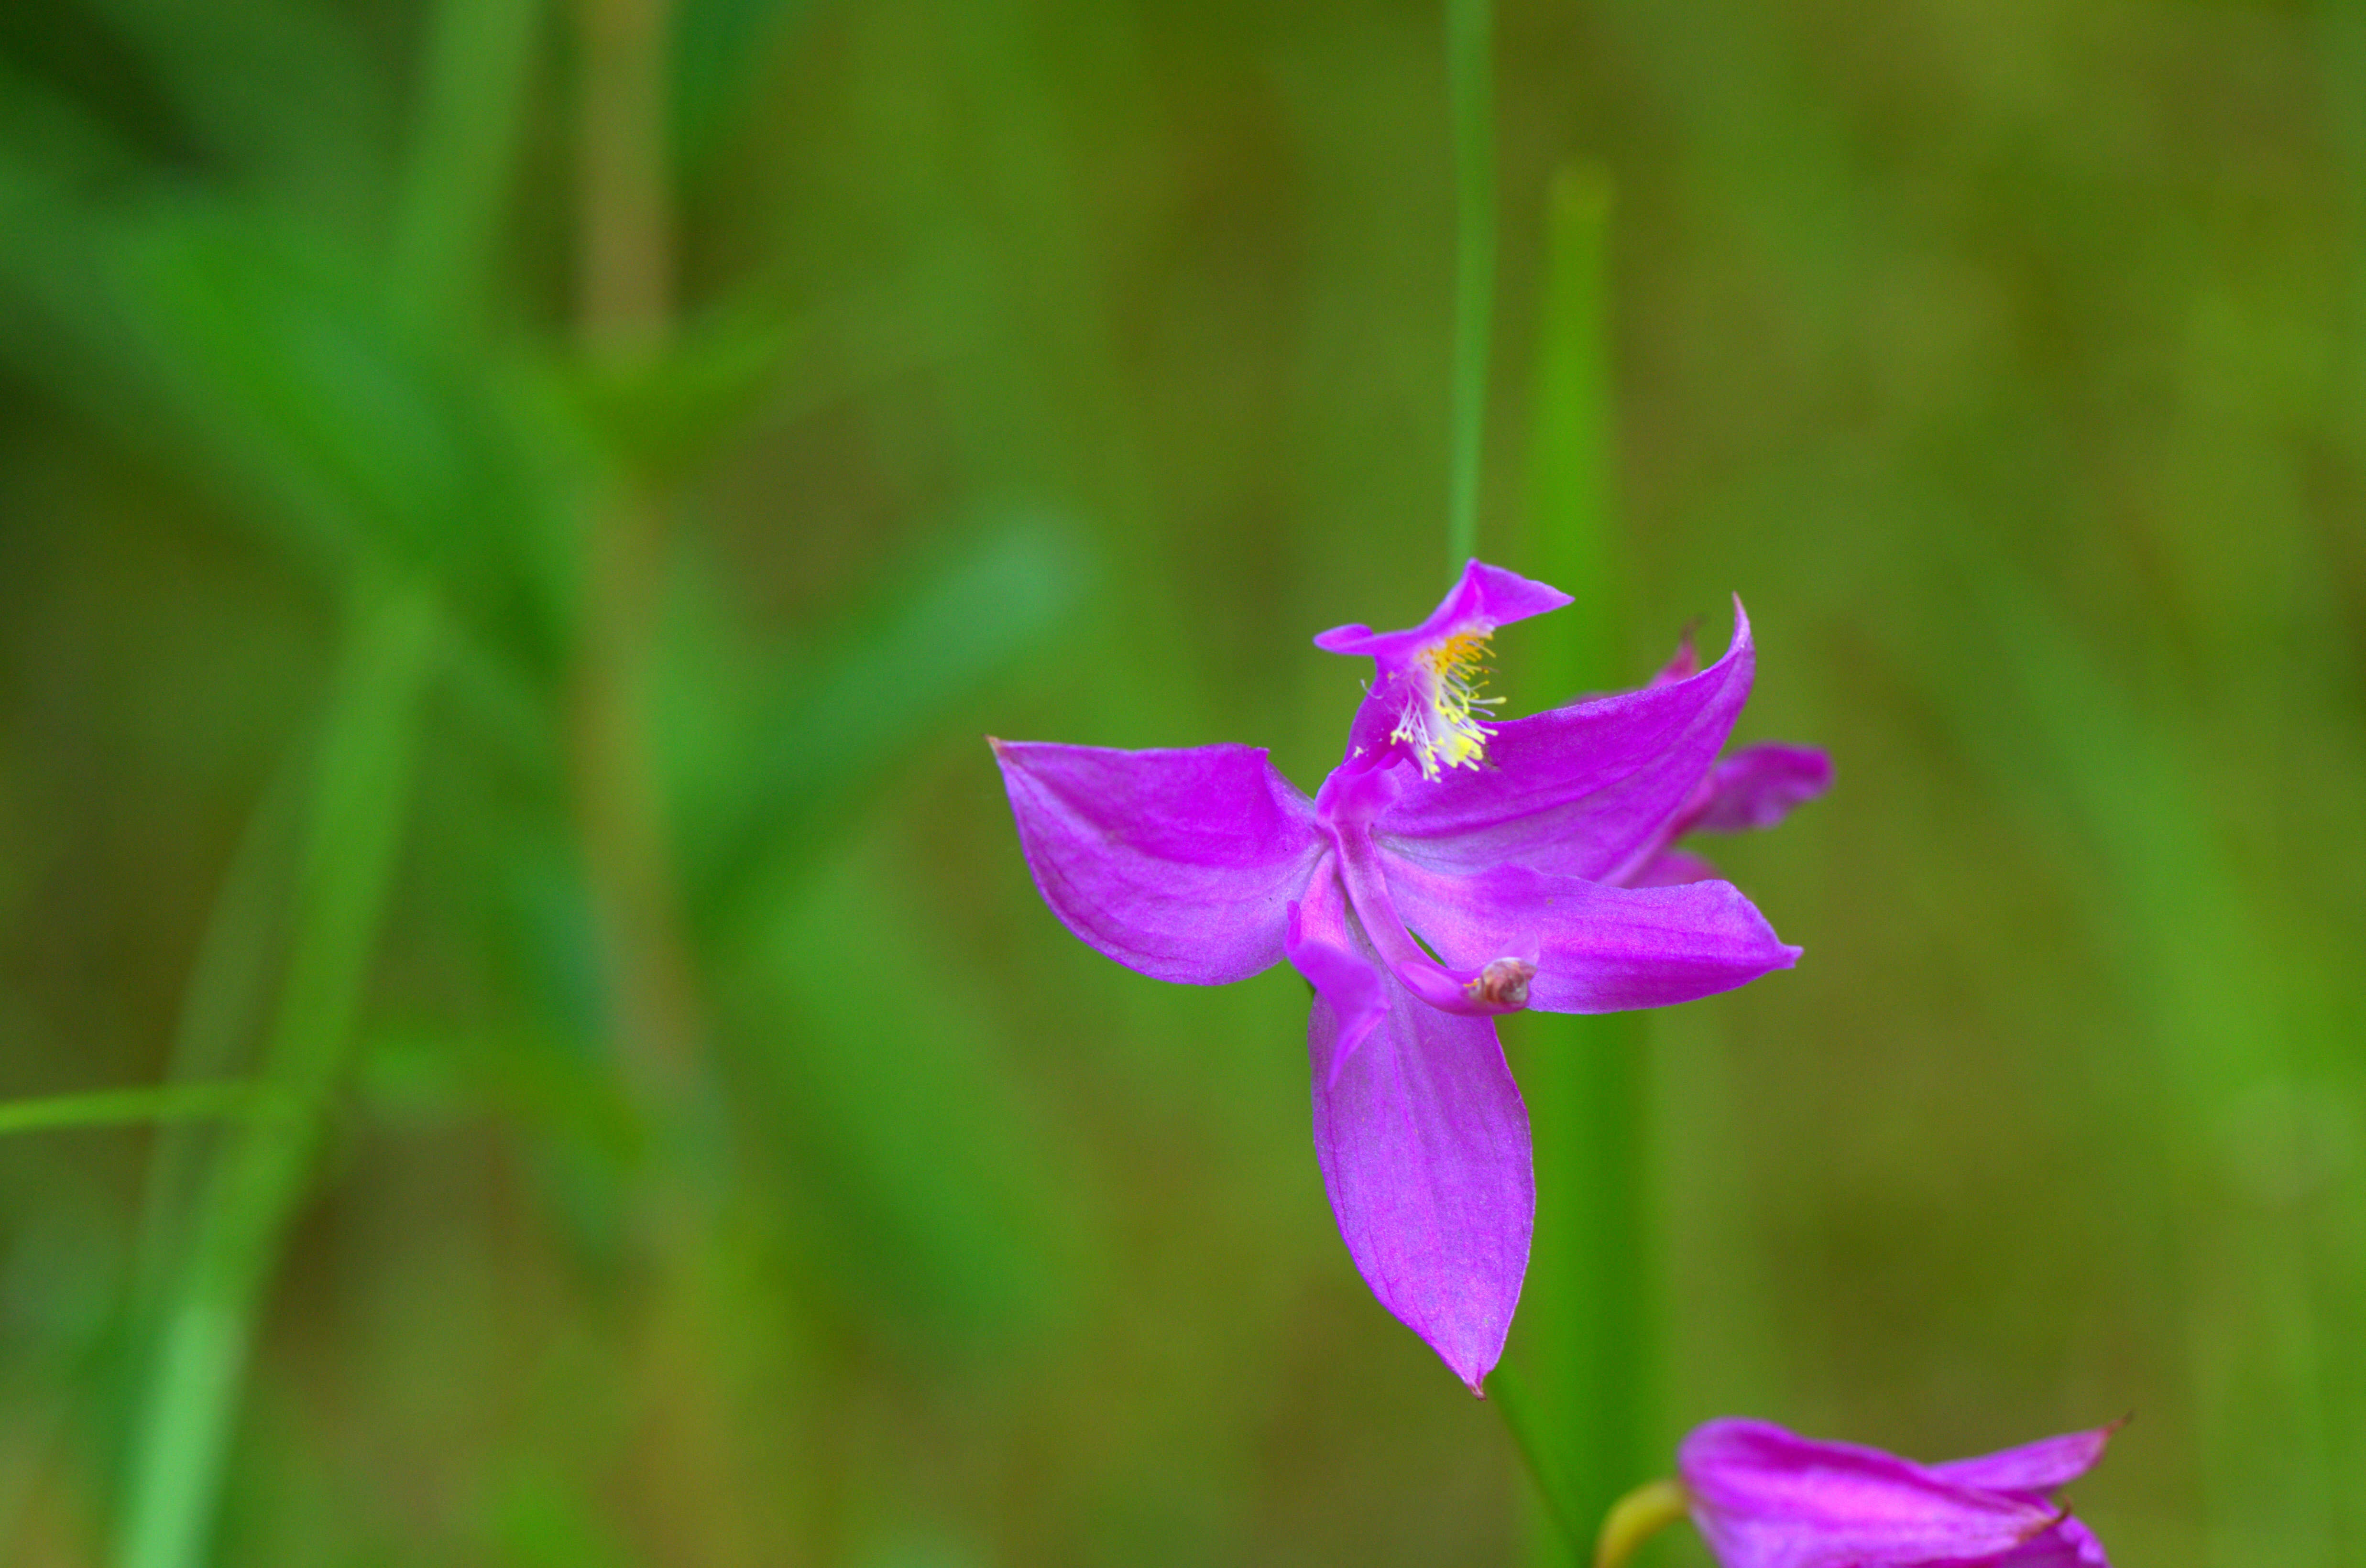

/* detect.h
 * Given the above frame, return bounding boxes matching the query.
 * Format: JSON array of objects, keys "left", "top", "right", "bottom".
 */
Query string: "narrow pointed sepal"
[{"left": 1308, "top": 977, "right": 1532, "bottom": 1393}]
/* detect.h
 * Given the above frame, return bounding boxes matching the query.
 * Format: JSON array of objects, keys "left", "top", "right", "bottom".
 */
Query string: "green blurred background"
[{"left": 3, "top": 0, "right": 2365, "bottom": 1563}]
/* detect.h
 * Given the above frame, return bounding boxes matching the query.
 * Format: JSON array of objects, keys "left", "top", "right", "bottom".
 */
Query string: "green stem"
[
  {"left": 0, "top": 1083, "right": 261, "bottom": 1137},
  {"left": 1445, "top": 0, "right": 1495, "bottom": 571},
  {"left": 1514, "top": 1011, "right": 1654, "bottom": 1561},
  {"left": 389, "top": 0, "right": 545, "bottom": 336},
  {"left": 1507, "top": 165, "right": 1649, "bottom": 1567},
  {"left": 113, "top": 577, "right": 436, "bottom": 1568},
  {"left": 1523, "top": 166, "right": 1615, "bottom": 705},
  {"left": 131, "top": 748, "right": 304, "bottom": 1313},
  {"left": 1489, "top": 1360, "right": 1588, "bottom": 1556},
  {"left": 573, "top": 0, "right": 702, "bottom": 1104}
]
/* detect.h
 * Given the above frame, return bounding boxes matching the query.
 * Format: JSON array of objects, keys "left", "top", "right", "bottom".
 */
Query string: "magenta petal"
[
  {"left": 1375, "top": 599, "right": 1755, "bottom": 882},
  {"left": 1627, "top": 848, "right": 1723, "bottom": 887},
  {"left": 1680, "top": 1420, "right": 2062, "bottom": 1568},
  {"left": 1927, "top": 1428, "right": 2113, "bottom": 1496},
  {"left": 1309, "top": 975, "right": 1531, "bottom": 1394},
  {"left": 1313, "top": 559, "right": 1572, "bottom": 660},
  {"left": 1648, "top": 633, "right": 1700, "bottom": 688},
  {"left": 1386, "top": 857, "right": 1798, "bottom": 1013},
  {"left": 1286, "top": 855, "right": 1390, "bottom": 1079},
  {"left": 1987, "top": 1518, "right": 2110, "bottom": 1568},
  {"left": 992, "top": 739, "right": 1322, "bottom": 985},
  {"left": 1688, "top": 744, "right": 1835, "bottom": 834}
]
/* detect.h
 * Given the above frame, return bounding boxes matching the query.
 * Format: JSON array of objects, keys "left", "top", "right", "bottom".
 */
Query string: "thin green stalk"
[
  {"left": 571, "top": 2, "right": 763, "bottom": 1555},
  {"left": 389, "top": 0, "right": 545, "bottom": 336},
  {"left": 1523, "top": 167, "right": 1615, "bottom": 707},
  {"left": 133, "top": 747, "right": 304, "bottom": 1308},
  {"left": 574, "top": 0, "right": 703, "bottom": 1103},
  {"left": 1514, "top": 1011, "right": 1653, "bottom": 1562},
  {"left": 113, "top": 576, "right": 436, "bottom": 1568},
  {"left": 109, "top": 6, "right": 529, "bottom": 1552},
  {"left": 1507, "top": 165, "right": 1650, "bottom": 1567},
  {"left": 0, "top": 1083, "right": 261, "bottom": 1137},
  {"left": 1444, "top": 0, "right": 1495, "bottom": 571},
  {"left": 1489, "top": 1360, "right": 1588, "bottom": 1556}
]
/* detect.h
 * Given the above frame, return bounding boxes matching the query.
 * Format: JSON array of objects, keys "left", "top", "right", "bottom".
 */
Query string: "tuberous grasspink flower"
[
  {"left": 1669, "top": 1417, "right": 2117, "bottom": 1568},
  {"left": 991, "top": 560, "right": 1829, "bottom": 1390}
]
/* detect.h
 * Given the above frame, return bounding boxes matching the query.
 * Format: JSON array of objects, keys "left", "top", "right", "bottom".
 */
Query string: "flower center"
[{"left": 1391, "top": 629, "right": 1501, "bottom": 779}]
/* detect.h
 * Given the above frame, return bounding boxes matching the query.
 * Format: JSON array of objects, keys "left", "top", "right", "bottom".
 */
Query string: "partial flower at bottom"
[{"left": 1675, "top": 1417, "right": 2115, "bottom": 1568}]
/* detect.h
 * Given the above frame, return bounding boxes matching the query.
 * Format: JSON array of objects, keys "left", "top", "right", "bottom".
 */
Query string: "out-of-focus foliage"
[{"left": 0, "top": 0, "right": 2362, "bottom": 1565}]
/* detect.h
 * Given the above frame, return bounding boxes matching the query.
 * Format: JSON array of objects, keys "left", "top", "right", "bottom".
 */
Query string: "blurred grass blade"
[
  {"left": 0, "top": 1083, "right": 260, "bottom": 1138},
  {"left": 1504, "top": 163, "right": 1653, "bottom": 1568},
  {"left": 1926, "top": 538, "right": 2339, "bottom": 1565},
  {"left": 0, "top": 54, "right": 145, "bottom": 194},
  {"left": 77, "top": 0, "right": 393, "bottom": 224},
  {"left": 110, "top": 209, "right": 569, "bottom": 670},
  {"left": 728, "top": 826, "right": 1085, "bottom": 1356},
  {"left": 670, "top": 0, "right": 822, "bottom": 171},
  {"left": 391, "top": 0, "right": 547, "bottom": 336},
  {"left": 0, "top": 62, "right": 565, "bottom": 668},
  {"left": 1488, "top": 1360, "right": 1587, "bottom": 1557},
  {"left": 1980, "top": 574, "right": 2335, "bottom": 1564},
  {"left": 1444, "top": 0, "right": 1496, "bottom": 571},
  {"left": 116, "top": 213, "right": 474, "bottom": 576},
  {"left": 1523, "top": 166, "right": 1616, "bottom": 704},
  {"left": 131, "top": 751, "right": 307, "bottom": 1307},
  {"left": 114, "top": 576, "right": 438, "bottom": 1568},
  {"left": 567, "top": 297, "right": 801, "bottom": 482},
  {"left": 0, "top": 83, "right": 198, "bottom": 473},
  {"left": 685, "top": 514, "right": 1090, "bottom": 935}
]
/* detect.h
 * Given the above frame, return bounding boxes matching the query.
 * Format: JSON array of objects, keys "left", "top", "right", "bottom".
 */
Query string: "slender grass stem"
[
  {"left": 390, "top": 0, "right": 543, "bottom": 335},
  {"left": 130, "top": 750, "right": 304, "bottom": 1309},
  {"left": 113, "top": 576, "right": 436, "bottom": 1568},
  {"left": 570, "top": 7, "right": 765, "bottom": 1558},
  {"left": 107, "top": 0, "right": 540, "bottom": 1554},
  {"left": 1445, "top": 0, "right": 1495, "bottom": 572},
  {"left": 573, "top": 0, "right": 704, "bottom": 1102},
  {"left": 0, "top": 1083, "right": 262, "bottom": 1138}
]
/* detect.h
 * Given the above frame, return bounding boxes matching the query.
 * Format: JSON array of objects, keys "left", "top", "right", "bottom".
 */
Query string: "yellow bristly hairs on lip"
[{"left": 1392, "top": 628, "right": 1502, "bottom": 779}]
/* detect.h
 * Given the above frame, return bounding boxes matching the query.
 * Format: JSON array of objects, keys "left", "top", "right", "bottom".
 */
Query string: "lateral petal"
[
  {"left": 1309, "top": 972, "right": 1532, "bottom": 1395},
  {"left": 1927, "top": 1427, "right": 2113, "bottom": 1496},
  {"left": 1387, "top": 858, "right": 1799, "bottom": 1014},
  {"left": 1686, "top": 743, "right": 1834, "bottom": 835},
  {"left": 1990, "top": 1517, "right": 2111, "bottom": 1567},
  {"left": 1679, "top": 1420, "right": 2060, "bottom": 1568},
  {"left": 1626, "top": 849, "right": 1723, "bottom": 887},
  {"left": 992, "top": 739, "right": 1322, "bottom": 985},
  {"left": 1374, "top": 599, "right": 1755, "bottom": 882}
]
